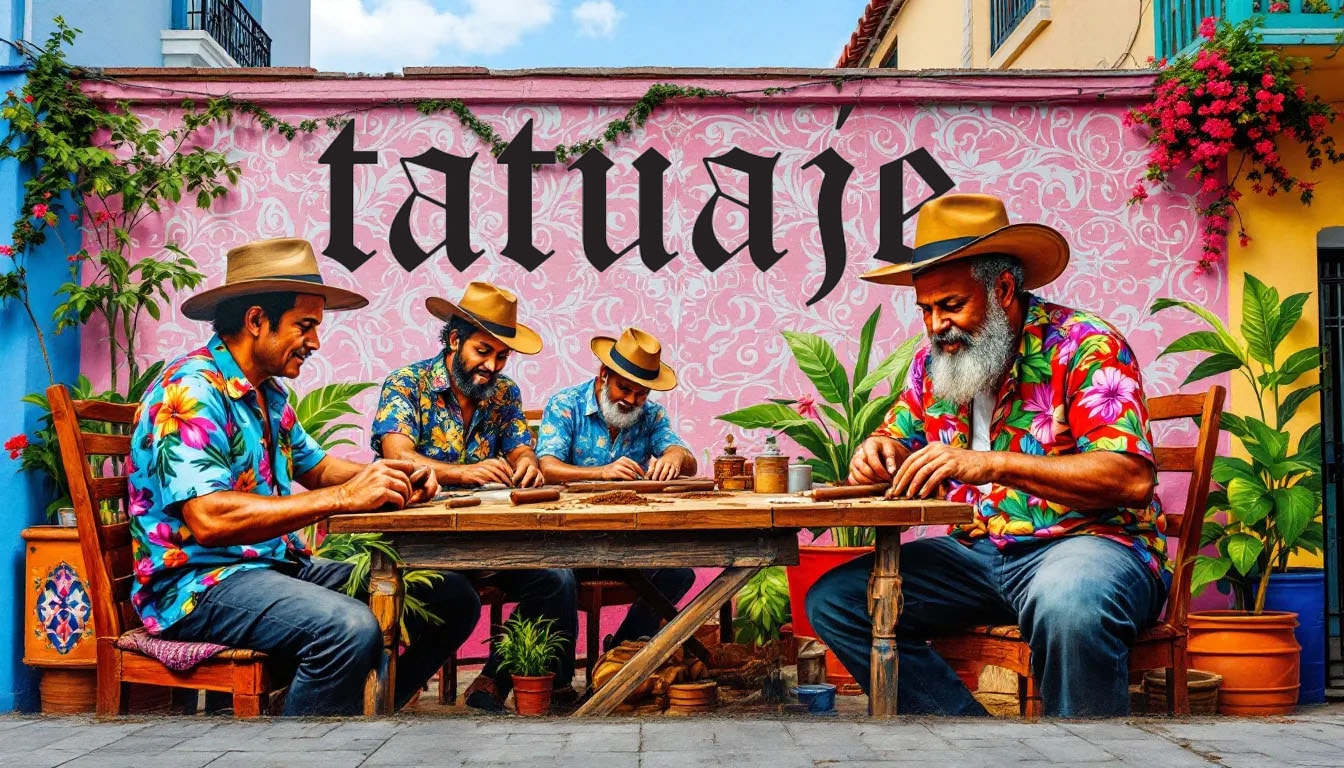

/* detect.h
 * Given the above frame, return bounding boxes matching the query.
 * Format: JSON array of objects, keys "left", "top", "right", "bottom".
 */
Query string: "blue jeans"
[
  {"left": 476, "top": 568, "right": 578, "bottom": 691},
  {"left": 164, "top": 557, "right": 480, "bottom": 716},
  {"left": 806, "top": 536, "right": 1166, "bottom": 717}
]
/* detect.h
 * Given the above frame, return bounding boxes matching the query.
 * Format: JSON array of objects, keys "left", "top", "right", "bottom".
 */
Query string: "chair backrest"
[
  {"left": 1147, "top": 384, "right": 1226, "bottom": 630},
  {"left": 524, "top": 408, "right": 543, "bottom": 442},
  {"left": 47, "top": 384, "right": 141, "bottom": 641}
]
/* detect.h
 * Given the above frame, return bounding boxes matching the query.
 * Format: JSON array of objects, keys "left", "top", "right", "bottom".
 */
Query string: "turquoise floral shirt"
[
  {"left": 371, "top": 353, "right": 533, "bottom": 468},
  {"left": 126, "top": 335, "right": 325, "bottom": 634},
  {"left": 535, "top": 378, "right": 688, "bottom": 466}
]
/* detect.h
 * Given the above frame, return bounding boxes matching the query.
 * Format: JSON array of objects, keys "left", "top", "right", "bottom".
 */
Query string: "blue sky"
[{"left": 312, "top": 0, "right": 864, "bottom": 73}]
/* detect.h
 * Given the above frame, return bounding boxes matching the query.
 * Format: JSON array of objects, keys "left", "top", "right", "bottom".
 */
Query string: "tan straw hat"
[
  {"left": 425, "top": 281, "right": 543, "bottom": 355},
  {"left": 860, "top": 193, "right": 1069, "bottom": 288},
  {"left": 591, "top": 327, "right": 677, "bottom": 391},
  {"left": 180, "top": 238, "right": 368, "bottom": 321}
]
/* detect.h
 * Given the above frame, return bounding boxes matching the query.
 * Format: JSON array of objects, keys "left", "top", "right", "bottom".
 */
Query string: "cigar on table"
[
  {"left": 510, "top": 488, "right": 562, "bottom": 506},
  {"left": 444, "top": 496, "right": 482, "bottom": 509},
  {"left": 810, "top": 482, "right": 890, "bottom": 501}
]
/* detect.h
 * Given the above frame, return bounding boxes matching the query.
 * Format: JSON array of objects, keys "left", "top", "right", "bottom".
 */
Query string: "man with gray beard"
[
  {"left": 808, "top": 193, "right": 1166, "bottom": 718},
  {"left": 536, "top": 328, "right": 697, "bottom": 649}
]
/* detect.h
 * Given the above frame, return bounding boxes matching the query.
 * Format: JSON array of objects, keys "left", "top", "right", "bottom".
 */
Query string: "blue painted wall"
[{"left": 1, "top": 0, "right": 82, "bottom": 713}]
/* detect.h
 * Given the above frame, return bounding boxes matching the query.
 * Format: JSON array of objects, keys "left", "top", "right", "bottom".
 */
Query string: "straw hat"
[
  {"left": 860, "top": 193, "right": 1069, "bottom": 288},
  {"left": 425, "top": 281, "right": 543, "bottom": 355},
  {"left": 591, "top": 327, "right": 677, "bottom": 391},
  {"left": 181, "top": 238, "right": 368, "bottom": 321}
]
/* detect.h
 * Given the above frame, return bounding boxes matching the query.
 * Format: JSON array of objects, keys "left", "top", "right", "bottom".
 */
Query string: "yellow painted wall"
[
  {"left": 877, "top": 0, "right": 965, "bottom": 69},
  {"left": 1225, "top": 54, "right": 1344, "bottom": 569}
]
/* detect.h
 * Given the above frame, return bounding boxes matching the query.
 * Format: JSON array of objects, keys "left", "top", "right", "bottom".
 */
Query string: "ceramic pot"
[
  {"left": 1188, "top": 610, "right": 1300, "bottom": 716},
  {"left": 511, "top": 673, "right": 554, "bottom": 716}
]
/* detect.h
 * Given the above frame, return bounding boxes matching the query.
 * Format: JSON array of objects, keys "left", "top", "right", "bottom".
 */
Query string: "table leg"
[
  {"left": 575, "top": 566, "right": 759, "bottom": 716},
  {"left": 868, "top": 527, "right": 901, "bottom": 717},
  {"left": 603, "top": 568, "right": 714, "bottom": 665},
  {"left": 364, "top": 548, "right": 404, "bottom": 716}
]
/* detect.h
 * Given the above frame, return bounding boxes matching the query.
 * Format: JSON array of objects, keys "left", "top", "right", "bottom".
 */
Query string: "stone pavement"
[{"left": 1, "top": 704, "right": 1342, "bottom": 768}]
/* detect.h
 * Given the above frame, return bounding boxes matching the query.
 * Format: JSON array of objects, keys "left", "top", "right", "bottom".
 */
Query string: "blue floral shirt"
[
  {"left": 126, "top": 335, "right": 325, "bottom": 634},
  {"left": 536, "top": 378, "right": 688, "bottom": 466},
  {"left": 370, "top": 353, "right": 533, "bottom": 467}
]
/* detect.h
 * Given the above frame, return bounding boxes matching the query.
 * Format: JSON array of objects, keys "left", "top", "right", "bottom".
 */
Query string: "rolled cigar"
[
  {"left": 409, "top": 465, "right": 431, "bottom": 489},
  {"left": 660, "top": 481, "right": 718, "bottom": 493},
  {"left": 444, "top": 497, "right": 482, "bottom": 509},
  {"left": 510, "top": 488, "right": 562, "bottom": 506},
  {"left": 810, "top": 482, "right": 889, "bottom": 502}
]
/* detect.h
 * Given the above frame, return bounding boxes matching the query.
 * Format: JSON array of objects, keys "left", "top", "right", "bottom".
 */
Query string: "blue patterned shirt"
[
  {"left": 126, "top": 335, "right": 326, "bottom": 634},
  {"left": 371, "top": 353, "right": 533, "bottom": 466},
  {"left": 536, "top": 378, "right": 688, "bottom": 466}
]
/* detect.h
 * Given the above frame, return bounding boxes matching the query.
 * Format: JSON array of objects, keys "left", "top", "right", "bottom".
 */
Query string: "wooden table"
[{"left": 327, "top": 490, "right": 971, "bottom": 717}]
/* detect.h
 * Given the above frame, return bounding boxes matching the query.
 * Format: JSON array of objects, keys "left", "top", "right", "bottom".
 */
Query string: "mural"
[{"left": 82, "top": 73, "right": 1219, "bottom": 470}]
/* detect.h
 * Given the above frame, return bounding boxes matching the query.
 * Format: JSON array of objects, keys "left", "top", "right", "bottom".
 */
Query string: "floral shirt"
[
  {"left": 536, "top": 378, "right": 688, "bottom": 466},
  {"left": 876, "top": 294, "right": 1165, "bottom": 574},
  {"left": 370, "top": 353, "right": 533, "bottom": 471},
  {"left": 126, "top": 335, "right": 325, "bottom": 634}
]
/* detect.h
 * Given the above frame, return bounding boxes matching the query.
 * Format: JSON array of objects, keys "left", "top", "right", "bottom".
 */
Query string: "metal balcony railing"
[
  {"left": 991, "top": 0, "right": 1038, "bottom": 54},
  {"left": 181, "top": 0, "right": 272, "bottom": 68},
  {"left": 1155, "top": 0, "right": 1344, "bottom": 60}
]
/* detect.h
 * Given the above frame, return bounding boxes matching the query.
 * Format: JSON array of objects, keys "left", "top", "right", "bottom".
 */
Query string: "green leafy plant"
[
  {"left": 315, "top": 532, "right": 444, "bottom": 640},
  {"left": 1152, "top": 272, "right": 1323, "bottom": 612},
  {"left": 717, "top": 306, "right": 918, "bottom": 547},
  {"left": 495, "top": 615, "right": 566, "bottom": 678},
  {"left": 732, "top": 566, "right": 789, "bottom": 646}
]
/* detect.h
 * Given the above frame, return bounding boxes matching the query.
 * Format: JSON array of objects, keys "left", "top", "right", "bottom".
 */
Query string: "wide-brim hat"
[
  {"left": 181, "top": 238, "right": 368, "bottom": 321},
  {"left": 860, "top": 193, "right": 1069, "bottom": 288},
  {"left": 592, "top": 327, "right": 677, "bottom": 391},
  {"left": 425, "top": 281, "right": 543, "bottom": 355}
]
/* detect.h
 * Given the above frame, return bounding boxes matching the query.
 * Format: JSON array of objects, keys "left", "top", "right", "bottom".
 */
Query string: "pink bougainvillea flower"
[
  {"left": 31, "top": 203, "right": 48, "bottom": 218},
  {"left": 794, "top": 393, "right": 818, "bottom": 420}
]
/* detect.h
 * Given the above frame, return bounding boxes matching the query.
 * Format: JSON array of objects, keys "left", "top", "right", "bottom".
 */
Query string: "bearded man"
[
  {"left": 536, "top": 328, "right": 697, "bottom": 649},
  {"left": 372, "top": 281, "right": 579, "bottom": 712},
  {"left": 807, "top": 193, "right": 1166, "bottom": 718}
]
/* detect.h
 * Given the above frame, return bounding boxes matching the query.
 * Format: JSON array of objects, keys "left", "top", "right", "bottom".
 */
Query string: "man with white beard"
[
  {"left": 807, "top": 193, "right": 1166, "bottom": 718},
  {"left": 537, "top": 328, "right": 698, "bottom": 650}
]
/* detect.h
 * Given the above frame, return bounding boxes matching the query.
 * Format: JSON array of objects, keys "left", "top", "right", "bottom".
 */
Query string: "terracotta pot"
[
  {"left": 785, "top": 545, "right": 873, "bottom": 640},
  {"left": 511, "top": 673, "right": 554, "bottom": 716},
  {"left": 1188, "top": 610, "right": 1300, "bottom": 716}
]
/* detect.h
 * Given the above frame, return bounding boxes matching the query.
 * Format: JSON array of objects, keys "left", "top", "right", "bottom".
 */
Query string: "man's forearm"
[
  {"left": 984, "top": 450, "right": 1154, "bottom": 510},
  {"left": 667, "top": 446, "right": 697, "bottom": 476},
  {"left": 182, "top": 487, "right": 348, "bottom": 548},
  {"left": 538, "top": 455, "right": 604, "bottom": 481}
]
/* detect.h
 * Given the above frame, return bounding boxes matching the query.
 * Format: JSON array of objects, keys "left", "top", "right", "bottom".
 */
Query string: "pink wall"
[{"left": 80, "top": 70, "right": 1230, "bottom": 650}]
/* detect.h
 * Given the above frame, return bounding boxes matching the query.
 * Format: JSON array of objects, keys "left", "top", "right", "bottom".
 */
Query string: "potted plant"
[
  {"left": 717, "top": 306, "right": 917, "bottom": 691},
  {"left": 1152, "top": 272, "right": 1323, "bottom": 714},
  {"left": 495, "top": 615, "right": 566, "bottom": 715}
]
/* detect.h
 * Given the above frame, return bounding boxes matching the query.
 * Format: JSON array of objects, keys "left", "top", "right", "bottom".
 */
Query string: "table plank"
[{"left": 387, "top": 529, "right": 800, "bottom": 569}]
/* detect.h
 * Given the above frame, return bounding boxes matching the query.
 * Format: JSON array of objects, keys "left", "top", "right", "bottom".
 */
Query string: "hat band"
[
  {"left": 610, "top": 348, "right": 660, "bottom": 380},
  {"left": 262, "top": 273, "right": 326, "bottom": 286},
  {"left": 467, "top": 311, "right": 518, "bottom": 339},
  {"left": 911, "top": 235, "right": 981, "bottom": 266}
]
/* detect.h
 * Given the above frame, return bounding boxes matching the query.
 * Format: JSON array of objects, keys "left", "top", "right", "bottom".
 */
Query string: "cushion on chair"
[{"left": 114, "top": 627, "right": 264, "bottom": 671}]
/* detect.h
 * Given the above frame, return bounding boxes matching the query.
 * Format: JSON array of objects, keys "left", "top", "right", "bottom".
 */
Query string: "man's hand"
[
  {"left": 337, "top": 461, "right": 416, "bottom": 512},
  {"left": 646, "top": 453, "right": 681, "bottom": 481},
  {"left": 406, "top": 464, "right": 439, "bottom": 505},
  {"left": 890, "top": 443, "right": 991, "bottom": 499},
  {"left": 458, "top": 458, "right": 515, "bottom": 487},
  {"left": 511, "top": 453, "right": 545, "bottom": 487},
  {"left": 601, "top": 457, "right": 646, "bottom": 480},
  {"left": 848, "top": 436, "right": 905, "bottom": 485}
]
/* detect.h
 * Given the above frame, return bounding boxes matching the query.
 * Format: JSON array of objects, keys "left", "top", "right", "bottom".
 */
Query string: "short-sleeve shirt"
[
  {"left": 126, "top": 335, "right": 326, "bottom": 634},
  {"left": 370, "top": 353, "right": 533, "bottom": 467},
  {"left": 536, "top": 378, "right": 689, "bottom": 466},
  {"left": 875, "top": 294, "right": 1165, "bottom": 574}
]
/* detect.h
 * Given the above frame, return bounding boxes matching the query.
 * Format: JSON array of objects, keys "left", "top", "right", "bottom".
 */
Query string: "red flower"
[
  {"left": 67, "top": 214, "right": 77, "bottom": 223},
  {"left": 31, "top": 204, "right": 48, "bottom": 218},
  {"left": 1198, "top": 16, "right": 1218, "bottom": 40},
  {"left": 0, "top": 245, "right": 12, "bottom": 257},
  {"left": 92, "top": 210, "right": 110, "bottom": 225},
  {"left": 794, "top": 394, "right": 819, "bottom": 421},
  {"left": 5, "top": 433, "right": 29, "bottom": 459},
  {"left": 22, "top": 94, "right": 32, "bottom": 104}
]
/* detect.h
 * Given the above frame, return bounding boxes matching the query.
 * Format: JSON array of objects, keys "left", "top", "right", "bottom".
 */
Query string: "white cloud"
[
  {"left": 312, "top": 0, "right": 556, "bottom": 73},
  {"left": 571, "top": 1, "right": 621, "bottom": 38}
]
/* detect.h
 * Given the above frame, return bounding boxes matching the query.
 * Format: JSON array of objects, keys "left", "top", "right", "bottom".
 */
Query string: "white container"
[
  {"left": 56, "top": 507, "right": 76, "bottom": 527},
  {"left": 787, "top": 460, "right": 813, "bottom": 493}
]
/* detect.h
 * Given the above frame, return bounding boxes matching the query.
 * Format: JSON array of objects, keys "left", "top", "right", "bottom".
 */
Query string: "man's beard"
[
  {"left": 451, "top": 352, "right": 498, "bottom": 402},
  {"left": 927, "top": 298, "right": 1016, "bottom": 406},
  {"left": 598, "top": 376, "right": 644, "bottom": 430}
]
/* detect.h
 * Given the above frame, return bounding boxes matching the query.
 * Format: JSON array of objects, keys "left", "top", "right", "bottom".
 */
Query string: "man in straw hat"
[
  {"left": 372, "top": 281, "right": 579, "bottom": 711},
  {"left": 807, "top": 193, "right": 1166, "bottom": 717},
  {"left": 127, "top": 237, "right": 482, "bottom": 716},
  {"left": 536, "top": 327, "right": 698, "bottom": 649}
]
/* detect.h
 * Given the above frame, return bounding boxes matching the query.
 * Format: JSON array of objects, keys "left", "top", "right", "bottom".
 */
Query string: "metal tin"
[
  {"left": 754, "top": 455, "right": 789, "bottom": 494},
  {"left": 787, "top": 460, "right": 813, "bottom": 493}
]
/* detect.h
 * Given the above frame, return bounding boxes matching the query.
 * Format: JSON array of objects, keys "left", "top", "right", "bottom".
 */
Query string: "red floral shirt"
[{"left": 876, "top": 295, "right": 1165, "bottom": 574}]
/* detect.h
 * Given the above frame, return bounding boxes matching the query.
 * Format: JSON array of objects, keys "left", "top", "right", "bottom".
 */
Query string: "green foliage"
[
  {"left": 1152, "top": 273, "right": 1324, "bottom": 613},
  {"left": 717, "top": 306, "right": 917, "bottom": 546},
  {"left": 315, "top": 532, "right": 444, "bottom": 641},
  {"left": 732, "top": 566, "right": 789, "bottom": 646},
  {"left": 495, "top": 615, "right": 566, "bottom": 678},
  {"left": 287, "top": 382, "right": 377, "bottom": 451}
]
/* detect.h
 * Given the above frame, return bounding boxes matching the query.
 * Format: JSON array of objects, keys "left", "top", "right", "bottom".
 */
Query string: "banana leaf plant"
[
  {"left": 732, "top": 566, "right": 789, "bottom": 645},
  {"left": 1151, "top": 273, "right": 1324, "bottom": 613},
  {"left": 717, "top": 306, "right": 918, "bottom": 547}
]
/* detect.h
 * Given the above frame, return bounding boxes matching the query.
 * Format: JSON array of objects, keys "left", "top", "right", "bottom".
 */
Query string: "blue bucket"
[
  {"left": 1260, "top": 569, "right": 1326, "bottom": 705},
  {"left": 792, "top": 683, "right": 837, "bottom": 714}
]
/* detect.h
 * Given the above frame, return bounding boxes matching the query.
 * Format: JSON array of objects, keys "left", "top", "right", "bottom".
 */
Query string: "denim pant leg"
[
  {"left": 611, "top": 568, "right": 698, "bottom": 646},
  {"left": 1004, "top": 537, "right": 1166, "bottom": 717},
  {"left": 477, "top": 568, "right": 578, "bottom": 690},
  {"left": 806, "top": 537, "right": 1011, "bottom": 716},
  {"left": 163, "top": 560, "right": 381, "bottom": 717}
]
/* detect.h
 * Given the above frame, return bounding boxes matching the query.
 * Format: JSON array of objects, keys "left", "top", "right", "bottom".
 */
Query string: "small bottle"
[
  {"left": 713, "top": 434, "right": 747, "bottom": 488},
  {"left": 753, "top": 435, "right": 789, "bottom": 494}
]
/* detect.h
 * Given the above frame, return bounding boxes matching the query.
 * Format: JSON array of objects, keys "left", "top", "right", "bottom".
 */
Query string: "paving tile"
[
  {"left": 56, "top": 751, "right": 219, "bottom": 768},
  {"left": 1023, "top": 734, "right": 1121, "bottom": 762},
  {"left": 197, "top": 750, "right": 375, "bottom": 768}
]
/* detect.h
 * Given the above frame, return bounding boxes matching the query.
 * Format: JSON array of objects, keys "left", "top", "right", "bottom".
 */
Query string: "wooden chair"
[
  {"left": 930, "top": 385, "right": 1225, "bottom": 718},
  {"left": 47, "top": 384, "right": 283, "bottom": 718}
]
